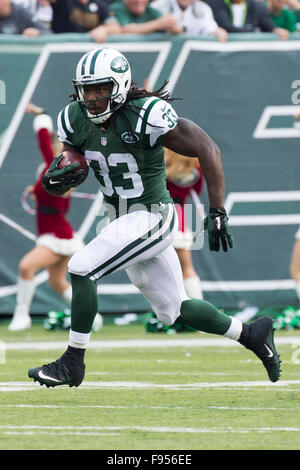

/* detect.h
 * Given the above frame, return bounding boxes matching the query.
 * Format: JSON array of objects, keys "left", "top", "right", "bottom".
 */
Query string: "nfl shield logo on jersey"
[{"left": 101, "top": 137, "right": 107, "bottom": 146}]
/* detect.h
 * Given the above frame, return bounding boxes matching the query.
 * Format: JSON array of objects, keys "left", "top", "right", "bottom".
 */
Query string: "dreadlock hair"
[{"left": 126, "top": 80, "right": 177, "bottom": 103}]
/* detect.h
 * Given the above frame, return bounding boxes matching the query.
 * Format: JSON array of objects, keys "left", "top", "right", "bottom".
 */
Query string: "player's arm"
[
  {"left": 163, "top": 117, "right": 224, "bottom": 207},
  {"left": 163, "top": 117, "right": 233, "bottom": 252}
]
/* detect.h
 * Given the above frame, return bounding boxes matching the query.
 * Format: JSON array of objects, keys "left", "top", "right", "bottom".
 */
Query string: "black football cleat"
[
  {"left": 28, "top": 354, "right": 85, "bottom": 388},
  {"left": 239, "top": 316, "right": 281, "bottom": 382}
]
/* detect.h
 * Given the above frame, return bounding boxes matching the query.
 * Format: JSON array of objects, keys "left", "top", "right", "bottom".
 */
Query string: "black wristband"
[{"left": 209, "top": 207, "right": 227, "bottom": 216}]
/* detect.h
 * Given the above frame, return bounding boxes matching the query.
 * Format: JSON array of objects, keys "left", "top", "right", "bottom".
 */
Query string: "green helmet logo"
[{"left": 110, "top": 56, "right": 129, "bottom": 74}]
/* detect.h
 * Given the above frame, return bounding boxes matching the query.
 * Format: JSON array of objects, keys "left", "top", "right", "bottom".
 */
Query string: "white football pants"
[{"left": 68, "top": 203, "right": 189, "bottom": 325}]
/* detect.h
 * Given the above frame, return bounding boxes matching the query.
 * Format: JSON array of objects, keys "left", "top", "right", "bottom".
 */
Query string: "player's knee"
[
  {"left": 68, "top": 251, "right": 91, "bottom": 277},
  {"left": 156, "top": 310, "right": 180, "bottom": 326},
  {"left": 155, "top": 297, "right": 181, "bottom": 326},
  {"left": 148, "top": 290, "right": 182, "bottom": 326}
]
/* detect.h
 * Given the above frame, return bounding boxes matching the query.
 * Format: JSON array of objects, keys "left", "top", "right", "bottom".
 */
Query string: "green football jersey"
[{"left": 57, "top": 96, "right": 178, "bottom": 214}]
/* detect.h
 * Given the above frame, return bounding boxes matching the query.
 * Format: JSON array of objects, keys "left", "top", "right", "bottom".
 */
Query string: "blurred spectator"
[
  {"left": 206, "top": 0, "right": 290, "bottom": 39},
  {"left": 278, "top": 0, "right": 300, "bottom": 8},
  {"left": 49, "top": 0, "right": 121, "bottom": 42},
  {"left": 267, "top": 0, "right": 297, "bottom": 31},
  {"left": 290, "top": 225, "right": 300, "bottom": 308},
  {"left": 164, "top": 147, "right": 205, "bottom": 300},
  {"left": 290, "top": 113, "right": 300, "bottom": 306},
  {"left": 0, "top": 0, "right": 47, "bottom": 34},
  {"left": 151, "top": 0, "right": 228, "bottom": 41},
  {"left": 107, "top": 0, "right": 183, "bottom": 35},
  {"left": 287, "top": 0, "right": 300, "bottom": 26},
  {"left": 13, "top": 0, "right": 53, "bottom": 31},
  {"left": 257, "top": 0, "right": 300, "bottom": 8}
]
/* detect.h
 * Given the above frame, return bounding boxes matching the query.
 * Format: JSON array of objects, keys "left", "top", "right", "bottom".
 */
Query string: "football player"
[{"left": 28, "top": 47, "right": 281, "bottom": 387}]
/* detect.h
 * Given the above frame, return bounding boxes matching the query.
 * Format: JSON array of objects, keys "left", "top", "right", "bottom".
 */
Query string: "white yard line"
[
  {"left": 208, "top": 406, "right": 298, "bottom": 411},
  {"left": 4, "top": 431, "right": 120, "bottom": 436},
  {"left": 3, "top": 336, "right": 298, "bottom": 351},
  {"left": 1, "top": 425, "right": 300, "bottom": 434},
  {"left": 0, "top": 404, "right": 186, "bottom": 409},
  {"left": 0, "top": 404, "right": 299, "bottom": 412},
  {"left": 0, "top": 379, "right": 300, "bottom": 392},
  {"left": 2, "top": 431, "right": 120, "bottom": 437},
  {"left": 87, "top": 371, "right": 261, "bottom": 376}
]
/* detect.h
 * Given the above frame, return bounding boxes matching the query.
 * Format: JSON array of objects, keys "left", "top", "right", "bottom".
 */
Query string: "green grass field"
[{"left": 0, "top": 316, "right": 300, "bottom": 451}]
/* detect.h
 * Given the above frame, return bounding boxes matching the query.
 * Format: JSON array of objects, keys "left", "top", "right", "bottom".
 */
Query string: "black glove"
[
  {"left": 204, "top": 207, "right": 233, "bottom": 252},
  {"left": 42, "top": 154, "right": 84, "bottom": 195}
]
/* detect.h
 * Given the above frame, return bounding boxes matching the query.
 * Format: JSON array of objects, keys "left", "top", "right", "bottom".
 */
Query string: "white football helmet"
[{"left": 73, "top": 48, "right": 131, "bottom": 124}]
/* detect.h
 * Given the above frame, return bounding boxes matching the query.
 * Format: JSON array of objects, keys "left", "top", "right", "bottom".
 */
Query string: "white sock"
[
  {"left": 296, "top": 281, "right": 300, "bottom": 303},
  {"left": 14, "top": 277, "right": 35, "bottom": 316},
  {"left": 224, "top": 317, "right": 243, "bottom": 341},
  {"left": 62, "top": 285, "right": 72, "bottom": 305},
  {"left": 184, "top": 276, "right": 203, "bottom": 300},
  {"left": 69, "top": 329, "right": 90, "bottom": 349}
]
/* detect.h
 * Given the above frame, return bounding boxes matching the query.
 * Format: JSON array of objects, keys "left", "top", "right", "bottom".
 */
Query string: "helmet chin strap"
[
  {"left": 86, "top": 101, "right": 112, "bottom": 124},
  {"left": 86, "top": 95, "right": 125, "bottom": 124}
]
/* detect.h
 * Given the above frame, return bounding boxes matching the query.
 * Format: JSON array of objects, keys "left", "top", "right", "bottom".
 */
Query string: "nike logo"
[
  {"left": 49, "top": 179, "right": 60, "bottom": 185},
  {"left": 38, "top": 370, "right": 62, "bottom": 383},
  {"left": 264, "top": 344, "right": 274, "bottom": 358}
]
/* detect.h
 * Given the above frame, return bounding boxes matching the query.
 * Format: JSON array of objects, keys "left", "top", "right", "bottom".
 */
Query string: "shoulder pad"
[
  {"left": 57, "top": 102, "right": 82, "bottom": 145},
  {"left": 134, "top": 97, "right": 178, "bottom": 146}
]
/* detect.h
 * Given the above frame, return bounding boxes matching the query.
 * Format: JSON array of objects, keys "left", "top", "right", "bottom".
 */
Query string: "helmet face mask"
[
  {"left": 74, "top": 78, "right": 120, "bottom": 123},
  {"left": 73, "top": 48, "right": 131, "bottom": 124}
]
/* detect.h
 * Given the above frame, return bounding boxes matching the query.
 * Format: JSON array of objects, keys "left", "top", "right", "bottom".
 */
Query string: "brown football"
[{"left": 58, "top": 150, "right": 89, "bottom": 182}]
